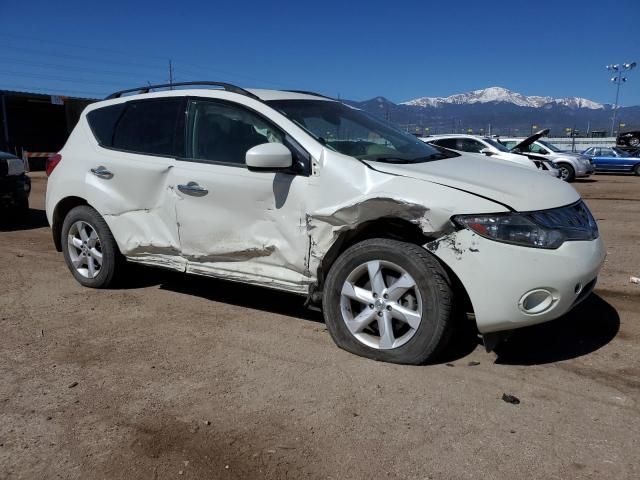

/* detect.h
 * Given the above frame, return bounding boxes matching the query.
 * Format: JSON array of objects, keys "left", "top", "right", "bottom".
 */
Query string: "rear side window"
[
  {"left": 432, "top": 138, "right": 457, "bottom": 149},
  {"left": 111, "top": 98, "right": 184, "bottom": 156},
  {"left": 87, "top": 103, "right": 126, "bottom": 147}
]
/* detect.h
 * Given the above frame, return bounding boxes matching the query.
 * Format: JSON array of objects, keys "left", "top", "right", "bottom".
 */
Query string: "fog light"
[{"left": 518, "top": 289, "right": 556, "bottom": 315}]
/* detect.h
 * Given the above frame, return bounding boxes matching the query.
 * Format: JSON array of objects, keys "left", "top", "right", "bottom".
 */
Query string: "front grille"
[{"left": 528, "top": 200, "right": 599, "bottom": 241}]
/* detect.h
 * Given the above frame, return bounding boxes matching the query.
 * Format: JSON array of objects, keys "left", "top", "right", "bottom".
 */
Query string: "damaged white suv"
[{"left": 45, "top": 82, "right": 605, "bottom": 364}]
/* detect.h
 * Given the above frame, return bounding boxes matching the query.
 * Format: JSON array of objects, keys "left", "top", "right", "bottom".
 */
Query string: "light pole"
[{"left": 606, "top": 62, "right": 636, "bottom": 136}]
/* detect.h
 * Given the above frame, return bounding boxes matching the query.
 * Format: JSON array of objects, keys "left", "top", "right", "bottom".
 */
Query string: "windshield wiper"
[{"left": 370, "top": 157, "right": 414, "bottom": 164}]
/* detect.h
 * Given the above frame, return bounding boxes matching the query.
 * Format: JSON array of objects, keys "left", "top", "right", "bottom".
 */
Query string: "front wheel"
[
  {"left": 557, "top": 163, "right": 575, "bottom": 182},
  {"left": 61, "top": 205, "right": 122, "bottom": 288},
  {"left": 322, "top": 238, "right": 453, "bottom": 365},
  {"left": 634, "top": 164, "right": 640, "bottom": 176}
]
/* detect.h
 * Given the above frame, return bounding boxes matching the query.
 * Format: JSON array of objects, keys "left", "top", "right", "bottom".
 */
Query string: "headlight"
[
  {"left": 454, "top": 214, "right": 566, "bottom": 248},
  {"left": 453, "top": 201, "right": 598, "bottom": 249}
]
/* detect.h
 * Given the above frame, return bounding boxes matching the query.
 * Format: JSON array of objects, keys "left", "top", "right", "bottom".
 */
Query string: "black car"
[
  {"left": 617, "top": 131, "right": 640, "bottom": 149},
  {"left": 0, "top": 151, "right": 31, "bottom": 217}
]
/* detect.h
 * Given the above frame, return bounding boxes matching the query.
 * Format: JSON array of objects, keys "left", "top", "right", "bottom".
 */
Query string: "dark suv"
[{"left": 0, "top": 151, "right": 30, "bottom": 217}]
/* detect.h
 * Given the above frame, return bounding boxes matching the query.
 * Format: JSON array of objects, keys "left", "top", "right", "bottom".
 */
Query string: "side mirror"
[
  {"left": 479, "top": 148, "right": 494, "bottom": 156},
  {"left": 246, "top": 143, "right": 292, "bottom": 171}
]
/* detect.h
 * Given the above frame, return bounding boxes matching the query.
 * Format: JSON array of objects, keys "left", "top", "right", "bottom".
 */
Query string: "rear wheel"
[
  {"left": 61, "top": 205, "right": 122, "bottom": 288},
  {"left": 557, "top": 163, "right": 575, "bottom": 182},
  {"left": 634, "top": 164, "right": 640, "bottom": 176},
  {"left": 322, "top": 238, "right": 453, "bottom": 365}
]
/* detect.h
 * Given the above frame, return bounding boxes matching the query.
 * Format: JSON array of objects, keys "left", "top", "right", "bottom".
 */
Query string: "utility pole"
[
  {"left": 606, "top": 62, "right": 636, "bottom": 136},
  {"left": 168, "top": 60, "right": 174, "bottom": 89}
]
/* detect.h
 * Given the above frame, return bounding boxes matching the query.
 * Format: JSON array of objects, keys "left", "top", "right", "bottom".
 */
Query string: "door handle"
[
  {"left": 90, "top": 166, "right": 113, "bottom": 179},
  {"left": 177, "top": 181, "right": 209, "bottom": 196}
]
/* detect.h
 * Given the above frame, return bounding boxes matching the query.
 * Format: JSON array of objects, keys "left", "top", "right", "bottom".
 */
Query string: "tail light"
[{"left": 46, "top": 153, "right": 62, "bottom": 176}]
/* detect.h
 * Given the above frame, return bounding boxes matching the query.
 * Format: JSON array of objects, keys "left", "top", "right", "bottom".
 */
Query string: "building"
[{"left": 0, "top": 90, "right": 96, "bottom": 169}]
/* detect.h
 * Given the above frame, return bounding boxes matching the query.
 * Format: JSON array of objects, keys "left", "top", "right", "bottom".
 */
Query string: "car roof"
[{"left": 247, "top": 89, "right": 334, "bottom": 102}]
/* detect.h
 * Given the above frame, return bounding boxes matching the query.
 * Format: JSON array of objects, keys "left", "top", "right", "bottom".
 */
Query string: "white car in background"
[
  {"left": 45, "top": 82, "right": 603, "bottom": 365},
  {"left": 422, "top": 134, "right": 560, "bottom": 178},
  {"left": 497, "top": 132, "right": 595, "bottom": 182}
]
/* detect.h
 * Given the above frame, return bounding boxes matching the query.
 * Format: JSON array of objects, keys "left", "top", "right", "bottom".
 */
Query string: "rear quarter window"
[
  {"left": 86, "top": 103, "right": 126, "bottom": 147},
  {"left": 112, "top": 98, "right": 184, "bottom": 156}
]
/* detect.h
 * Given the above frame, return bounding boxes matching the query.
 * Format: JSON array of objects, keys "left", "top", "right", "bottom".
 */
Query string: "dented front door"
[{"left": 172, "top": 98, "right": 311, "bottom": 292}]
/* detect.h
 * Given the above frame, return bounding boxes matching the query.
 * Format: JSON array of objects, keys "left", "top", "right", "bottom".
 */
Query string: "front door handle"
[
  {"left": 90, "top": 166, "right": 113, "bottom": 179},
  {"left": 177, "top": 181, "right": 209, "bottom": 196}
]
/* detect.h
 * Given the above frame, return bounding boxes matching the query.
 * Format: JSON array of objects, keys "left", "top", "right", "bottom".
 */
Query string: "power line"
[{"left": 0, "top": 55, "right": 167, "bottom": 78}]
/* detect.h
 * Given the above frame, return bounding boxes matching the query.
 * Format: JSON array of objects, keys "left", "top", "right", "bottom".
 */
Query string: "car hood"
[
  {"left": 510, "top": 128, "right": 551, "bottom": 152},
  {"left": 364, "top": 154, "right": 580, "bottom": 212},
  {"left": 556, "top": 151, "right": 588, "bottom": 159}
]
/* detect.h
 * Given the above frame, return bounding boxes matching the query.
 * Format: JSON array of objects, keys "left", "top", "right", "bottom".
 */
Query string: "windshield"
[
  {"left": 537, "top": 140, "right": 562, "bottom": 152},
  {"left": 267, "top": 99, "right": 456, "bottom": 163},
  {"left": 481, "top": 138, "right": 510, "bottom": 152}
]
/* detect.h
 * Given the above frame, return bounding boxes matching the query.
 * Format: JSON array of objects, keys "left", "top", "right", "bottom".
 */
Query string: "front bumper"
[
  {"left": 426, "top": 230, "right": 605, "bottom": 333},
  {"left": 0, "top": 174, "right": 31, "bottom": 209},
  {"left": 575, "top": 162, "right": 595, "bottom": 177}
]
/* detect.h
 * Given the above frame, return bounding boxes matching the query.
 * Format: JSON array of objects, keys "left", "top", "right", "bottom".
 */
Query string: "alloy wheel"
[
  {"left": 340, "top": 260, "right": 422, "bottom": 350},
  {"left": 67, "top": 220, "right": 103, "bottom": 278}
]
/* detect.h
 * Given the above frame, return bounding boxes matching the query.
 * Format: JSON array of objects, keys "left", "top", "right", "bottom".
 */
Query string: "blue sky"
[{"left": 1, "top": 0, "right": 638, "bottom": 105}]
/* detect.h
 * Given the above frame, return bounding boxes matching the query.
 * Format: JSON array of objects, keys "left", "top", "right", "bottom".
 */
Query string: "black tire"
[
  {"left": 322, "top": 238, "right": 453, "bottom": 365},
  {"left": 61, "top": 205, "right": 122, "bottom": 288},
  {"left": 557, "top": 163, "right": 575, "bottom": 182},
  {"left": 634, "top": 164, "right": 640, "bottom": 176}
]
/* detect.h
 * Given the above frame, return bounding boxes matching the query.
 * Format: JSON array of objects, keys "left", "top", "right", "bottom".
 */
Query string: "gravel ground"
[{"left": 0, "top": 172, "right": 638, "bottom": 479}]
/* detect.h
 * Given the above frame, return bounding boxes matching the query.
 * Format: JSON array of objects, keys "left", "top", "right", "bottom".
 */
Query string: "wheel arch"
[
  {"left": 309, "top": 216, "right": 473, "bottom": 315},
  {"left": 52, "top": 196, "right": 89, "bottom": 251}
]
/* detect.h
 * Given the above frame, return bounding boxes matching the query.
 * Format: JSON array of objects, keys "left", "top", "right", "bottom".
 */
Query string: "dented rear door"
[{"left": 83, "top": 97, "right": 186, "bottom": 270}]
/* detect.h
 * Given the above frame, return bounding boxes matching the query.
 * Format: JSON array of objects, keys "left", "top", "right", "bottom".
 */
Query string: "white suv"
[
  {"left": 45, "top": 82, "right": 605, "bottom": 364},
  {"left": 423, "top": 134, "right": 560, "bottom": 177}
]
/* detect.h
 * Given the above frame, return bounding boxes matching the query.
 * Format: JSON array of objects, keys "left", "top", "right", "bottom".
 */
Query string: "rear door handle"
[
  {"left": 177, "top": 181, "right": 208, "bottom": 196},
  {"left": 90, "top": 166, "right": 113, "bottom": 179}
]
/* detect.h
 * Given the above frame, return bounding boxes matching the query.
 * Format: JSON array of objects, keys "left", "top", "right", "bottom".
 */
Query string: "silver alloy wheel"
[
  {"left": 559, "top": 166, "right": 571, "bottom": 181},
  {"left": 67, "top": 220, "right": 103, "bottom": 278},
  {"left": 340, "top": 260, "right": 422, "bottom": 350}
]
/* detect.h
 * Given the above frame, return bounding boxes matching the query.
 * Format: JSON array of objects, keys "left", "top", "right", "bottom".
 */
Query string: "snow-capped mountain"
[{"left": 402, "top": 87, "right": 607, "bottom": 110}]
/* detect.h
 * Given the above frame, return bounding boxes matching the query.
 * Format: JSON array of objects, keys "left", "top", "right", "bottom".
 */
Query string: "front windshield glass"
[
  {"left": 537, "top": 140, "right": 562, "bottom": 152},
  {"left": 267, "top": 99, "right": 457, "bottom": 163},
  {"left": 481, "top": 138, "right": 510, "bottom": 152}
]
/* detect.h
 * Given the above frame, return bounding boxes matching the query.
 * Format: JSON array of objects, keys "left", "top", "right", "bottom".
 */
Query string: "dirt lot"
[{"left": 1, "top": 172, "right": 638, "bottom": 479}]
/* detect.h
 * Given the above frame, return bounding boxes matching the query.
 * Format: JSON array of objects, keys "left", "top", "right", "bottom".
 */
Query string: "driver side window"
[
  {"left": 529, "top": 143, "right": 547, "bottom": 154},
  {"left": 456, "top": 139, "right": 485, "bottom": 153},
  {"left": 187, "top": 100, "right": 283, "bottom": 166}
]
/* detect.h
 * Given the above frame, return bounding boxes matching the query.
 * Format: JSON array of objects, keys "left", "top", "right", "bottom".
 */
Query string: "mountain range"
[
  {"left": 401, "top": 86, "right": 607, "bottom": 110},
  {"left": 344, "top": 87, "right": 640, "bottom": 136}
]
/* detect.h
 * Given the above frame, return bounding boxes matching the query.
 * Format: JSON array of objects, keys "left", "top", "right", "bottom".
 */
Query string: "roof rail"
[
  {"left": 283, "top": 90, "right": 335, "bottom": 100},
  {"left": 105, "top": 81, "right": 261, "bottom": 100}
]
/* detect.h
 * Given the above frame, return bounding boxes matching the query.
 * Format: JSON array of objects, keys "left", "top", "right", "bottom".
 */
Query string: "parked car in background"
[
  {"left": 582, "top": 146, "right": 640, "bottom": 175},
  {"left": 498, "top": 134, "right": 594, "bottom": 182},
  {"left": 616, "top": 130, "right": 640, "bottom": 149},
  {"left": 0, "top": 151, "right": 30, "bottom": 218},
  {"left": 422, "top": 134, "right": 560, "bottom": 178},
  {"left": 46, "top": 81, "right": 604, "bottom": 365}
]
